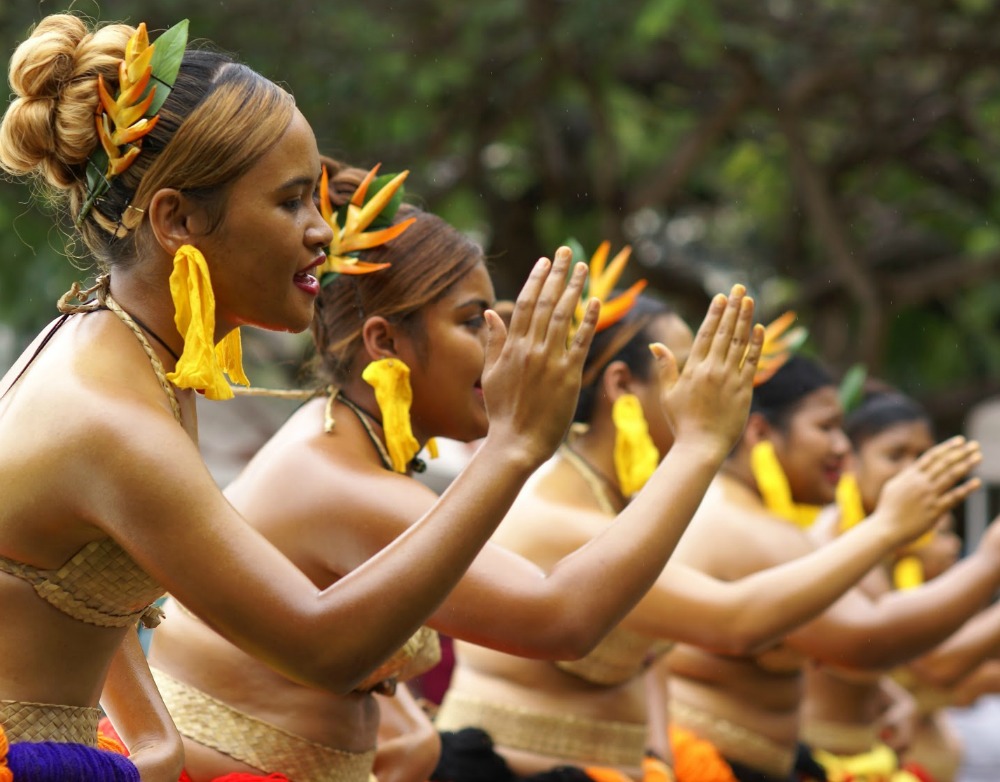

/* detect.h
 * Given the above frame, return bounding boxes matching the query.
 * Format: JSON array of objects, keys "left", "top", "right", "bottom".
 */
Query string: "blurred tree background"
[{"left": 3, "top": 0, "right": 1000, "bottom": 432}]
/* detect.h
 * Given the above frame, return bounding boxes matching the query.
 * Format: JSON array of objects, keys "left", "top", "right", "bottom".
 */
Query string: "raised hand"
[
  {"left": 875, "top": 436, "right": 982, "bottom": 546},
  {"left": 480, "top": 246, "right": 598, "bottom": 467},
  {"left": 654, "top": 284, "right": 764, "bottom": 458}
]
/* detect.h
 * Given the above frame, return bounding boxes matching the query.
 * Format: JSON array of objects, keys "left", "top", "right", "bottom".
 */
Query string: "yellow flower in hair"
[
  {"left": 752, "top": 311, "right": 808, "bottom": 387},
  {"left": 95, "top": 23, "right": 160, "bottom": 177},
  {"left": 317, "top": 164, "right": 417, "bottom": 279},
  {"left": 572, "top": 241, "right": 647, "bottom": 334}
]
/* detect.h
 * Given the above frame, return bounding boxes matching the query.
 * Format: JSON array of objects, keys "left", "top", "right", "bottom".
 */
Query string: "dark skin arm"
[{"left": 100, "top": 631, "right": 185, "bottom": 782}]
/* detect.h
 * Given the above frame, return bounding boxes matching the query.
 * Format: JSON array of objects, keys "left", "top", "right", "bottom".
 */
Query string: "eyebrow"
[
  {"left": 456, "top": 298, "right": 492, "bottom": 311},
  {"left": 276, "top": 175, "right": 317, "bottom": 192}
]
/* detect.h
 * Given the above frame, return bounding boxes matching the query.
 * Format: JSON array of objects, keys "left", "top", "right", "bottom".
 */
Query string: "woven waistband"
[
  {"left": 669, "top": 699, "right": 794, "bottom": 777},
  {"left": 434, "top": 689, "right": 646, "bottom": 767},
  {"left": 152, "top": 667, "right": 374, "bottom": 782},
  {"left": 800, "top": 717, "right": 879, "bottom": 755},
  {"left": 0, "top": 700, "right": 99, "bottom": 746}
]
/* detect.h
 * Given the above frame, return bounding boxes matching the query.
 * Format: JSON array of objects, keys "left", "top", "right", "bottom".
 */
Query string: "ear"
[
  {"left": 742, "top": 411, "right": 776, "bottom": 448},
  {"left": 599, "top": 360, "right": 635, "bottom": 405},
  {"left": 146, "top": 188, "right": 212, "bottom": 255},
  {"left": 360, "top": 316, "right": 400, "bottom": 363}
]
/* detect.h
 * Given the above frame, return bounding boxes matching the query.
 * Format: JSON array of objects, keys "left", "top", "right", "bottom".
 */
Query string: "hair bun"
[{"left": 0, "top": 15, "right": 132, "bottom": 189}]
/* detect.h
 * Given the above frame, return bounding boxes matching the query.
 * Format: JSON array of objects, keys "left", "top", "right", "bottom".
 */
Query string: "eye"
[
  {"left": 282, "top": 196, "right": 304, "bottom": 211},
  {"left": 465, "top": 315, "right": 486, "bottom": 331}
]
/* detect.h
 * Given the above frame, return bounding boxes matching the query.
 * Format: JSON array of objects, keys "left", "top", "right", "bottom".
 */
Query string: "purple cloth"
[{"left": 7, "top": 740, "right": 140, "bottom": 781}]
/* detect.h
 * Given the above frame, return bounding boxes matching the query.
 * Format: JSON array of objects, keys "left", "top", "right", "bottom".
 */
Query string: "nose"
[
  {"left": 831, "top": 427, "right": 852, "bottom": 457},
  {"left": 307, "top": 198, "right": 334, "bottom": 251}
]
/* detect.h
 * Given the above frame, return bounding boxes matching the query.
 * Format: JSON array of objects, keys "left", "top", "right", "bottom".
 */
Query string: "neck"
[
  {"left": 566, "top": 415, "right": 623, "bottom": 497},
  {"left": 109, "top": 263, "right": 185, "bottom": 369},
  {"left": 719, "top": 455, "right": 762, "bottom": 499},
  {"left": 340, "top": 376, "right": 431, "bottom": 449}
]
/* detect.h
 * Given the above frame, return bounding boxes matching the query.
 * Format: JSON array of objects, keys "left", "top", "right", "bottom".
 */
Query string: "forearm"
[
  {"left": 308, "top": 435, "right": 537, "bottom": 691},
  {"left": 833, "top": 551, "right": 1000, "bottom": 668},
  {"left": 909, "top": 600, "right": 1000, "bottom": 687},
  {"left": 952, "top": 660, "right": 1000, "bottom": 707},
  {"left": 100, "top": 632, "right": 185, "bottom": 782},
  {"left": 725, "top": 520, "right": 902, "bottom": 651},
  {"left": 544, "top": 439, "right": 725, "bottom": 651}
]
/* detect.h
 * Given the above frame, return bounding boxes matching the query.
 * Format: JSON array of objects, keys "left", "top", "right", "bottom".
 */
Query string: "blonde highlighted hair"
[{"left": 0, "top": 14, "right": 295, "bottom": 269}]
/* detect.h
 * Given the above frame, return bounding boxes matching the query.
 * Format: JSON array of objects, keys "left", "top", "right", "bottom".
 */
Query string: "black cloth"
[
  {"left": 726, "top": 743, "right": 828, "bottom": 782},
  {"left": 432, "top": 728, "right": 593, "bottom": 782}
]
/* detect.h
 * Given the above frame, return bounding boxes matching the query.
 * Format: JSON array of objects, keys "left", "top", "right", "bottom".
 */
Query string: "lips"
[{"left": 293, "top": 255, "right": 326, "bottom": 295}]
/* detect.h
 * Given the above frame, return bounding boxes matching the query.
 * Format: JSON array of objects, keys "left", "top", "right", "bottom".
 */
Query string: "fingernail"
[{"left": 731, "top": 284, "right": 746, "bottom": 298}]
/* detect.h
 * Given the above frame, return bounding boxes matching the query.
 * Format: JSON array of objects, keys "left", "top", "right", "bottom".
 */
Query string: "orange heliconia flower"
[
  {"left": 317, "top": 164, "right": 417, "bottom": 277},
  {"left": 95, "top": 23, "right": 159, "bottom": 177}
]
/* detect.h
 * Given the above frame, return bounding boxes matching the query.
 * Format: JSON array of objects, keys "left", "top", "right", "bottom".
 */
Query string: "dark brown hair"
[{"left": 311, "top": 157, "right": 484, "bottom": 385}]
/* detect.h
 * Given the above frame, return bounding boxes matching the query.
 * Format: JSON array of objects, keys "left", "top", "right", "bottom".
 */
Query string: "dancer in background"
[{"left": 148, "top": 190, "right": 766, "bottom": 781}]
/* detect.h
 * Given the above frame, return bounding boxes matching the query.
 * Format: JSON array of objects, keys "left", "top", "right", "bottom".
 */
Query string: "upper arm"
[{"left": 77, "top": 409, "right": 333, "bottom": 675}]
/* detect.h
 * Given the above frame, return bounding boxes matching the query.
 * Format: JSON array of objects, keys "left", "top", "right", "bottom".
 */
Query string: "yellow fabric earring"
[
  {"left": 166, "top": 244, "right": 249, "bottom": 401},
  {"left": 362, "top": 357, "right": 439, "bottom": 473},
  {"left": 835, "top": 472, "right": 867, "bottom": 534},
  {"left": 611, "top": 393, "right": 660, "bottom": 497},
  {"left": 749, "top": 441, "right": 820, "bottom": 528}
]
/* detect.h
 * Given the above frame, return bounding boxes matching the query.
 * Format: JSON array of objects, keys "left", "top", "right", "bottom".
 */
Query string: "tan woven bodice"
[
  {"left": 0, "top": 539, "right": 164, "bottom": 628},
  {"left": 355, "top": 626, "right": 441, "bottom": 695},
  {"left": 556, "top": 627, "right": 672, "bottom": 685},
  {"left": 0, "top": 289, "right": 177, "bottom": 630}
]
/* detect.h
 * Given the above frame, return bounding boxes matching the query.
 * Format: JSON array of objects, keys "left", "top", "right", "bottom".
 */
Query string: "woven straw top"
[{"left": 0, "top": 540, "right": 164, "bottom": 628}]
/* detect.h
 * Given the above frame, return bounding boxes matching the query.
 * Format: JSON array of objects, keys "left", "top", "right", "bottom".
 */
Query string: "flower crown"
[
  {"left": 77, "top": 20, "right": 189, "bottom": 226},
  {"left": 753, "top": 311, "right": 808, "bottom": 387},
  {"left": 316, "top": 164, "right": 417, "bottom": 286},
  {"left": 566, "top": 239, "right": 647, "bottom": 334}
]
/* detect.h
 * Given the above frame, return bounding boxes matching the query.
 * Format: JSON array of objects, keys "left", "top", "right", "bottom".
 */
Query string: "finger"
[
  {"left": 930, "top": 447, "right": 982, "bottom": 489},
  {"left": 926, "top": 440, "right": 980, "bottom": 483},
  {"left": 726, "top": 295, "right": 755, "bottom": 366},
  {"left": 707, "top": 284, "right": 748, "bottom": 363},
  {"left": 544, "top": 258, "right": 589, "bottom": 347},
  {"left": 482, "top": 309, "right": 508, "bottom": 371},
  {"left": 569, "top": 297, "right": 600, "bottom": 362},
  {"left": 650, "top": 342, "right": 679, "bottom": 390},
  {"left": 507, "top": 257, "right": 552, "bottom": 340},
  {"left": 688, "top": 293, "right": 728, "bottom": 364},
  {"left": 913, "top": 437, "right": 967, "bottom": 480},
  {"left": 935, "top": 476, "right": 983, "bottom": 515},
  {"left": 527, "top": 247, "right": 575, "bottom": 345},
  {"left": 739, "top": 323, "right": 766, "bottom": 380}
]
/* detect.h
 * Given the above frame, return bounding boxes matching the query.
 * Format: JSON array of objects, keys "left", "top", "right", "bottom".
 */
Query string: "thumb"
[
  {"left": 650, "top": 342, "right": 678, "bottom": 388},
  {"left": 483, "top": 309, "right": 508, "bottom": 370}
]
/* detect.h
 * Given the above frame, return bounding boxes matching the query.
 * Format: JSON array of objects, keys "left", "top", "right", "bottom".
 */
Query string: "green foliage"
[{"left": 4, "top": 0, "right": 1000, "bottom": 428}]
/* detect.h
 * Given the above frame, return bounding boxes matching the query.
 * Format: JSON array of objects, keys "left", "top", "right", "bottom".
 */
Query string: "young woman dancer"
[
  {"left": 663, "top": 357, "right": 998, "bottom": 782},
  {"left": 0, "top": 15, "right": 600, "bottom": 781},
  {"left": 801, "top": 391, "right": 1000, "bottom": 782},
  {"left": 147, "top": 167, "right": 768, "bottom": 781},
  {"left": 435, "top": 301, "right": 981, "bottom": 782}
]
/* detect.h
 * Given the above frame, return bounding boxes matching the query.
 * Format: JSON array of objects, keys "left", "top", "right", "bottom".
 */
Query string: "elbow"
[
  {"left": 538, "top": 623, "right": 602, "bottom": 661},
  {"left": 716, "top": 613, "right": 784, "bottom": 657},
  {"left": 824, "top": 634, "right": 905, "bottom": 670},
  {"left": 718, "top": 629, "right": 768, "bottom": 658},
  {"left": 909, "top": 657, "right": 967, "bottom": 689}
]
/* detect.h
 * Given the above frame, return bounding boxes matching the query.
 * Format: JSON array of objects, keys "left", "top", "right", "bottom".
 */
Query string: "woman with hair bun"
[
  {"left": 0, "top": 13, "right": 601, "bottom": 780},
  {"left": 146, "top": 178, "right": 769, "bottom": 780}
]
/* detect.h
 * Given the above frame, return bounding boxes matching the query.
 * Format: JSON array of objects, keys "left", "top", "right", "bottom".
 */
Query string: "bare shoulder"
[
  {"left": 491, "top": 457, "right": 619, "bottom": 569},
  {"left": 227, "top": 407, "right": 444, "bottom": 580},
  {"left": 674, "top": 481, "right": 818, "bottom": 581}
]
